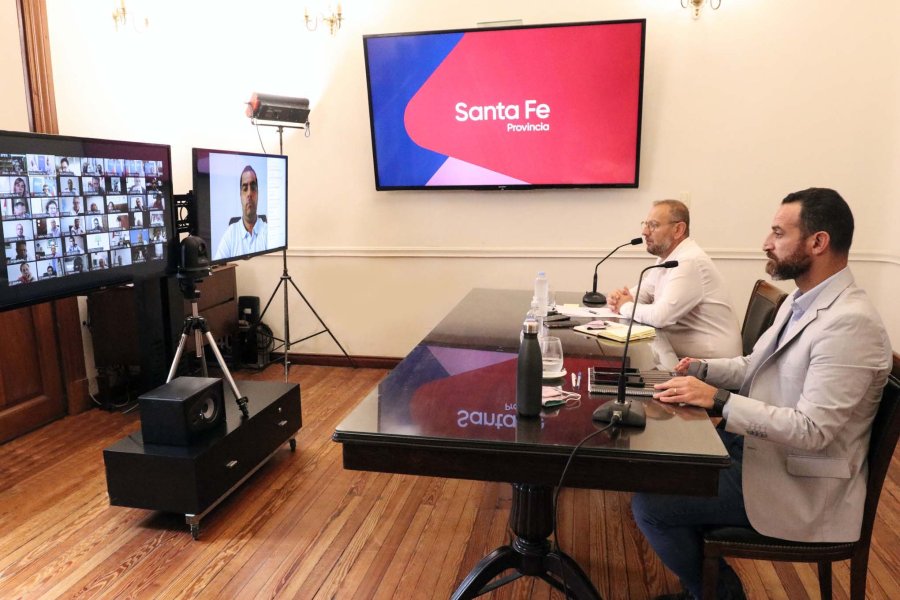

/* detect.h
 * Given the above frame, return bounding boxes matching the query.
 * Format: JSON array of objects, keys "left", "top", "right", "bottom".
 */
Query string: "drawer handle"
[
  {"left": 226, "top": 460, "right": 238, "bottom": 468},
  {"left": 278, "top": 419, "right": 288, "bottom": 427}
]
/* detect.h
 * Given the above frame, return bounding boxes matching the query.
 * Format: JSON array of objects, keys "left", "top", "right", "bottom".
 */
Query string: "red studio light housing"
[{"left": 245, "top": 93, "right": 310, "bottom": 125}]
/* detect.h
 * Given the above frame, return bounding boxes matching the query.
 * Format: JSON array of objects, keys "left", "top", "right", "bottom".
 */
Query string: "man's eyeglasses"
[{"left": 641, "top": 220, "right": 683, "bottom": 231}]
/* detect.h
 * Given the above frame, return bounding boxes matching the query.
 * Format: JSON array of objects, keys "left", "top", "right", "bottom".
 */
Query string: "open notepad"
[{"left": 573, "top": 322, "right": 656, "bottom": 343}]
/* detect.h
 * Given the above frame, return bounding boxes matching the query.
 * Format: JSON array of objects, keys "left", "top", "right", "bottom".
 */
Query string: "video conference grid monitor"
[
  {"left": 1, "top": 130, "right": 173, "bottom": 311},
  {"left": 192, "top": 148, "right": 287, "bottom": 265}
]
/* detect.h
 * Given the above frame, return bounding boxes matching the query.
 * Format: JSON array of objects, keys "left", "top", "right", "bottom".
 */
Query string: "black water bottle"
[{"left": 517, "top": 319, "right": 543, "bottom": 417}]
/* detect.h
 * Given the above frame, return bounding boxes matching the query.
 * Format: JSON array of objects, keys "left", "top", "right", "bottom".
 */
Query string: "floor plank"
[{"left": 0, "top": 364, "right": 897, "bottom": 599}]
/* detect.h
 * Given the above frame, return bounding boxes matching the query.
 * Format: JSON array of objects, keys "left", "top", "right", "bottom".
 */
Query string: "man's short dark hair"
[
  {"left": 240, "top": 165, "right": 257, "bottom": 186},
  {"left": 782, "top": 188, "right": 854, "bottom": 255}
]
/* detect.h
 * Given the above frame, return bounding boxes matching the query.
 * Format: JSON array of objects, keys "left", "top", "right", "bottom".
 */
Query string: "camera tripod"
[{"left": 167, "top": 274, "right": 250, "bottom": 419}]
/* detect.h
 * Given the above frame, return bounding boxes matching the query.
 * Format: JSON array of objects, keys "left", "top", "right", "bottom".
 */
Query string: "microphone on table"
[
  {"left": 593, "top": 260, "right": 679, "bottom": 427},
  {"left": 582, "top": 237, "right": 643, "bottom": 306}
]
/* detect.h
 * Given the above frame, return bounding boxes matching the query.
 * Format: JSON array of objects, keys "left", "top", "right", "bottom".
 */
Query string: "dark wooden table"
[{"left": 333, "top": 288, "right": 729, "bottom": 599}]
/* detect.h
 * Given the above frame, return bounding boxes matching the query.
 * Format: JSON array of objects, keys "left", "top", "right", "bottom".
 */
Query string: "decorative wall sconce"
[
  {"left": 112, "top": 0, "right": 149, "bottom": 32},
  {"left": 305, "top": 3, "right": 343, "bottom": 35},
  {"left": 682, "top": 0, "right": 721, "bottom": 19}
]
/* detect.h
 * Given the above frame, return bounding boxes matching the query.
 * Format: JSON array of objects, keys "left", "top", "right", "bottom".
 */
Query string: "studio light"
[{"left": 245, "top": 93, "right": 310, "bottom": 126}]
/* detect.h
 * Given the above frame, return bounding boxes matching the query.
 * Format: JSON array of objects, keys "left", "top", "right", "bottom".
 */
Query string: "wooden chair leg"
[
  {"left": 816, "top": 561, "right": 832, "bottom": 600},
  {"left": 701, "top": 554, "right": 719, "bottom": 600},
  {"left": 849, "top": 550, "right": 870, "bottom": 600}
]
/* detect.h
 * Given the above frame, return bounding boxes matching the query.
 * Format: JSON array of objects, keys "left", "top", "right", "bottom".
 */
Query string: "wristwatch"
[{"left": 712, "top": 388, "right": 731, "bottom": 415}]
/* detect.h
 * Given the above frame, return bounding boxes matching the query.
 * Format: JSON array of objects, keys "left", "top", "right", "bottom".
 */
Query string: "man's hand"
[
  {"left": 674, "top": 357, "right": 699, "bottom": 376},
  {"left": 653, "top": 376, "right": 716, "bottom": 410},
  {"left": 606, "top": 287, "right": 634, "bottom": 313}
]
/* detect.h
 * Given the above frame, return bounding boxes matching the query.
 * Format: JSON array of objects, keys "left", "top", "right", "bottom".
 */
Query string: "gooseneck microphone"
[
  {"left": 582, "top": 237, "right": 643, "bottom": 306},
  {"left": 593, "top": 260, "right": 679, "bottom": 427}
]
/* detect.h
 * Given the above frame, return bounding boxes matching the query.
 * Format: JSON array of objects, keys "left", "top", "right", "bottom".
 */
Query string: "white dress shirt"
[
  {"left": 214, "top": 218, "right": 268, "bottom": 260},
  {"left": 617, "top": 237, "right": 741, "bottom": 359}
]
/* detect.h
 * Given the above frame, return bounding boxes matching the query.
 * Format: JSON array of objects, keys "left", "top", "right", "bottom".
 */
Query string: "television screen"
[
  {"left": 363, "top": 19, "right": 646, "bottom": 190},
  {"left": 0, "top": 130, "right": 173, "bottom": 311},
  {"left": 192, "top": 148, "right": 287, "bottom": 265}
]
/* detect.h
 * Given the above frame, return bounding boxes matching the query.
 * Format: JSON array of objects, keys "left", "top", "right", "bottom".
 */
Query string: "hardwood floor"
[{"left": 0, "top": 364, "right": 897, "bottom": 599}]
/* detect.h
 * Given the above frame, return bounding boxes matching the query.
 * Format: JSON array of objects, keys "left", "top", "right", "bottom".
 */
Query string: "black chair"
[
  {"left": 701, "top": 355, "right": 900, "bottom": 600},
  {"left": 740, "top": 279, "right": 788, "bottom": 356},
  {"left": 227, "top": 215, "right": 267, "bottom": 225}
]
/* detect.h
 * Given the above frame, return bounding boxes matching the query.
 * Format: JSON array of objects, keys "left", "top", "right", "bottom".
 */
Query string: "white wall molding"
[{"left": 279, "top": 246, "right": 900, "bottom": 266}]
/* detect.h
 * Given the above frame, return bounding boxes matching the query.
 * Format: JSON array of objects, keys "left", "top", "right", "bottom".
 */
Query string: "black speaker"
[
  {"left": 238, "top": 295, "right": 260, "bottom": 323},
  {"left": 139, "top": 377, "right": 225, "bottom": 446}
]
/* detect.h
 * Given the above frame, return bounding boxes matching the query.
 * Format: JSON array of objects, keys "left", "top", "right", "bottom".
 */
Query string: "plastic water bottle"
[
  {"left": 534, "top": 272, "right": 549, "bottom": 317},
  {"left": 517, "top": 319, "right": 543, "bottom": 417}
]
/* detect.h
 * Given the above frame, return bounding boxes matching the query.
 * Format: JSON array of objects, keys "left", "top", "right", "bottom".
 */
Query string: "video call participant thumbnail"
[
  {"left": 44, "top": 218, "right": 62, "bottom": 238},
  {"left": 60, "top": 176, "right": 80, "bottom": 195},
  {"left": 13, "top": 199, "right": 29, "bottom": 217},
  {"left": 65, "top": 235, "right": 84, "bottom": 256},
  {"left": 0, "top": 176, "right": 29, "bottom": 197},
  {"left": 111, "top": 248, "right": 131, "bottom": 267},
  {"left": 39, "top": 260, "right": 59, "bottom": 278},
  {"left": 6, "top": 220, "right": 33, "bottom": 241},
  {"left": 6, "top": 239, "right": 32, "bottom": 262},
  {"left": 9, "top": 260, "right": 35, "bottom": 284},
  {"left": 65, "top": 254, "right": 85, "bottom": 274},
  {"left": 83, "top": 176, "right": 105, "bottom": 195},
  {"left": 214, "top": 165, "right": 267, "bottom": 260}
]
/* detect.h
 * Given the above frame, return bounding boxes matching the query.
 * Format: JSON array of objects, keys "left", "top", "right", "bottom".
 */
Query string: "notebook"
[{"left": 573, "top": 322, "right": 655, "bottom": 343}]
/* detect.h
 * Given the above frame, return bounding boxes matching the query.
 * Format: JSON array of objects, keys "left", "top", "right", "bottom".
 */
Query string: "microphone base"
[
  {"left": 582, "top": 291, "right": 607, "bottom": 306},
  {"left": 592, "top": 399, "right": 646, "bottom": 427}
]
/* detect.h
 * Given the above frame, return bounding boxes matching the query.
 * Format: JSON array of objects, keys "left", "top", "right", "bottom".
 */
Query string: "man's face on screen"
[{"left": 240, "top": 169, "right": 259, "bottom": 228}]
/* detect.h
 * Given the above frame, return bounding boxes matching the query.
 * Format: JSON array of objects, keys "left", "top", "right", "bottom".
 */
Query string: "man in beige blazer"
[{"left": 632, "top": 188, "right": 892, "bottom": 600}]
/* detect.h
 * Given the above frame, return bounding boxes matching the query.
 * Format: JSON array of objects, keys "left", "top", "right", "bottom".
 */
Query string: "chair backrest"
[
  {"left": 227, "top": 215, "right": 267, "bottom": 225},
  {"left": 741, "top": 279, "right": 788, "bottom": 355},
  {"left": 858, "top": 353, "right": 900, "bottom": 545}
]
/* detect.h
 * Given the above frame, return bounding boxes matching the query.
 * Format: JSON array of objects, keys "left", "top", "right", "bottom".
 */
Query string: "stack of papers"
[
  {"left": 556, "top": 304, "right": 618, "bottom": 319},
  {"left": 574, "top": 322, "right": 655, "bottom": 343}
]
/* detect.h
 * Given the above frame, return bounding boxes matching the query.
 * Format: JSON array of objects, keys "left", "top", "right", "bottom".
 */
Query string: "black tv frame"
[
  {"left": 191, "top": 148, "right": 288, "bottom": 267},
  {"left": 0, "top": 130, "right": 176, "bottom": 312},
  {"left": 363, "top": 19, "right": 646, "bottom": 191}
]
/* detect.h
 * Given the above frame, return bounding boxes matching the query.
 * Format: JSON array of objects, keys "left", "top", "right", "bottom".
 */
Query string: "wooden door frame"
[{"left": 17, "top": 0, "right": 90, "bottom": 415}]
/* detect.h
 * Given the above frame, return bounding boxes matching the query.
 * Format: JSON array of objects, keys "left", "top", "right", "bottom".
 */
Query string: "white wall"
[
  {"left": 0, "top": 0, "right": 29, "bottom": 130},
  {"left": 30, "top": 0, "right": 900, "bottom": 357}
]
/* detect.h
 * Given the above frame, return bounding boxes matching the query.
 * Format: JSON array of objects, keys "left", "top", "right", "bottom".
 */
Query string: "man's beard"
[
  {"left": 766, "top": 246, "right": 811, "bottom": 280},
  {"left": 646, "top": 238, "right": 671, "bottom": 258}
]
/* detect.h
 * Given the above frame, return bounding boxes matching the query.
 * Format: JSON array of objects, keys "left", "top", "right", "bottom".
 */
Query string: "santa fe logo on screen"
[
  {"left": 454, "top": 99, "right": 551, "bottom": 133},
  {"left": 402, "top": 25, "right": 642, "bottom": 186}
]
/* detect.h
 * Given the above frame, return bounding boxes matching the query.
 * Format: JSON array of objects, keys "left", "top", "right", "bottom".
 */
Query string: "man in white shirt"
[
  {"left": 607, "top": 200, "right": 741, "bottom": 359},
  {"left": 214, "top": 165, "right": 267, "bottom": 260}
]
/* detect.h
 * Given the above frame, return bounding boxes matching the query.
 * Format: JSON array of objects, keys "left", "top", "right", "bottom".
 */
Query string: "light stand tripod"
[
  {"left": 168, "top": 274, "right": 250, "bottom": 418},
  {"left": 252, "top": 119, "right": 356, "bottom": 380}
]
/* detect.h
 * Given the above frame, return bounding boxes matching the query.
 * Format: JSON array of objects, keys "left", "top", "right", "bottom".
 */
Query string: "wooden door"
[{"left": 0, "top": 303, "right": 66, "bottom": 443}]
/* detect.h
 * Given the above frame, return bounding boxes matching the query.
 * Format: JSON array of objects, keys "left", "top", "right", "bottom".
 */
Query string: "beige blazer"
[{"left": 706, "top": 269, "right": 891, "bottom": 542}]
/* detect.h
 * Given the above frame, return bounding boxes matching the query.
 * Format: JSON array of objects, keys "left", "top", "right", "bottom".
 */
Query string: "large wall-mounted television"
[
  {"left": 0, "top": 130, "right": 173, "bottom": 311},
  {"left": 363, "top": 19, "right": 646, "bottom": 191},
  {"left": 192, "top": 148, "right": 288, "bottom": 265}
]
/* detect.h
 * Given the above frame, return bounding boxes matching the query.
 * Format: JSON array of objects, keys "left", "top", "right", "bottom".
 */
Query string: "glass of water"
[{"left": 540, "top": 336, "right": 564, "bottom": 374}]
